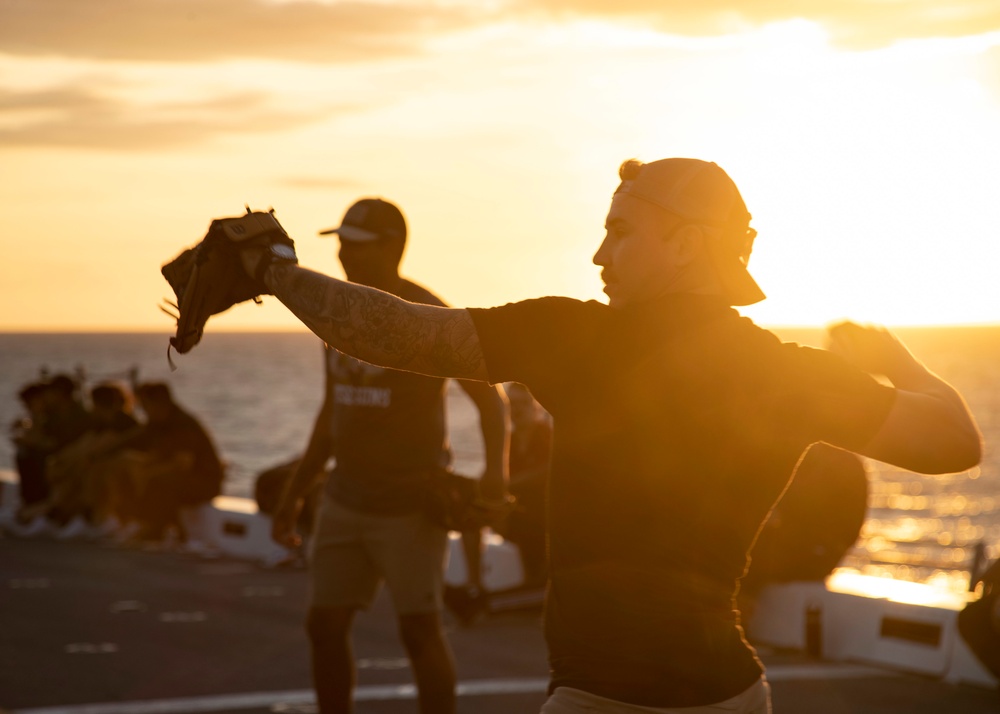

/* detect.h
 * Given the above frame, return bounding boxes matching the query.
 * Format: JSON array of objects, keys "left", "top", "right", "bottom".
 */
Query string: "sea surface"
[{"left": 2, "top": 327, "right": 999, "bottom": 594}]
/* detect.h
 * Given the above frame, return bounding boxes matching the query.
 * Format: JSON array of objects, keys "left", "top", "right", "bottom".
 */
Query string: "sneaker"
[
  {"left": 11, "top": 516, "right": 56, "bottom": 539},
  {"left": 93, "top": 517, "right": 122, "bottom": 539},
  {"left": 259, "top": 546, "right": 303, "bottom": 569},
  {"left": 54, "top": 516, "right": 97, "bottom": 541},
  {"left": 111, "top": 521, "right": 142, "bottom": 545}
]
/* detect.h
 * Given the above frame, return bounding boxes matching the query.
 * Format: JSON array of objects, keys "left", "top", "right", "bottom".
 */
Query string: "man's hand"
[
  {"left": 832, "top": 321, "right": 983, "bottom": 474},
  {"left": 826, "top": 321, "right": 918, "bottom": 382},
  {"left": 467, "top": 494, "right": 515, "bottom": 530},
  {"left": 160, "top": 209, "right": 297, "bottom": 358},
  {"left": 271, "top": 497, "right": 305, "bottom": 549}
]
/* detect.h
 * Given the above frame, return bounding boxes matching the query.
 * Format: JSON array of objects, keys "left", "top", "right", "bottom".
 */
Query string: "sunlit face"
[{"left": 593, "top": 193, "right": 683, "bottom": 309}]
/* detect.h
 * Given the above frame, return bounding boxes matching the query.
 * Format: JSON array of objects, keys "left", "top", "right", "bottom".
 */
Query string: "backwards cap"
[{"left": 615, "top": 158, "right": 765, "bottom": 306}]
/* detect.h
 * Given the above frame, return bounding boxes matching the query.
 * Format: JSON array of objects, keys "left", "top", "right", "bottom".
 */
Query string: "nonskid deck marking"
[{"left": 8, "top": 664, "right": 897, "bottom": 714}]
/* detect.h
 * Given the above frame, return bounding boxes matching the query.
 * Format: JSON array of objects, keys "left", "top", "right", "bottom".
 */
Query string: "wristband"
[{"left": 254, "top": 240, "right": 298, "bottom": 284}]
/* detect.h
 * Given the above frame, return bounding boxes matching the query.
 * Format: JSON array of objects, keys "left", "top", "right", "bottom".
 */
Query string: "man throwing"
[
  {"left": 174, "top": 159, "right": 980, "bottom": 713},
  {"left": 269, "top": 198, "right": 509, "bottom": 714}
]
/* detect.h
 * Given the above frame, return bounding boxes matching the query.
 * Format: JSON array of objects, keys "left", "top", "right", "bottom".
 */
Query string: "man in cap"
[
  {"left": 252, "top": 160, "right": 980, "bottom": 713},
  {"left": 270, "top": 198, "right": 509, "bottom": 714}
]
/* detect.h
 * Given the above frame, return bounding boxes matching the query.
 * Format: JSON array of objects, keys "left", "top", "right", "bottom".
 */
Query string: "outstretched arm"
[
  {"left": 264, "top": 263, "right": 490, "bottom": 382},
  {"left": 827, "top": 322, "right": 982, "bottom": 474}
]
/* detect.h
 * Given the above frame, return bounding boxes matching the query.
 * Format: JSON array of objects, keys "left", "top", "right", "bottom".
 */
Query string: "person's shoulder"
[
  {"left": 399, "top": 278, "right": 448, "bottom": 307},
  {"left": 471, "top": 296, "right": 610, "bottom": 337},
  {"left": 483, "top": 295, "right": 607, "bottom": 316},
  {"left": 171, "top": 405, "right": 208, "bottom": 432},
  {"left": 694, "top": 309, "right": 779, "bottom": 350}
]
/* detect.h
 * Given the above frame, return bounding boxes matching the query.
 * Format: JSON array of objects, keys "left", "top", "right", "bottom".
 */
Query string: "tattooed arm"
[{"left": 264, "top": 263, "right": 490, "bottom": 381}]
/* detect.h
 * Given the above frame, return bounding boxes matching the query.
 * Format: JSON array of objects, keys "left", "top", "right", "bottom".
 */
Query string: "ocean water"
[
  {"left": 0, "top": 332, "right": 489, "bottom": 496},
  {"left": 2, "top": 327, "right": 999, "bottom": 593}
]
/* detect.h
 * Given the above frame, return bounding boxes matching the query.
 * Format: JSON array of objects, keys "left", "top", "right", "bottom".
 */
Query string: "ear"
[{"left": 666, "top": 224, "right": 705, "bottom": 267}]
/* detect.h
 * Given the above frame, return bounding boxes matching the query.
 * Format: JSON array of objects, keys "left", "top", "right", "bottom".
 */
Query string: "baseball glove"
[{"left": 160, "top": 208, "right": 297, "bottom": 363}]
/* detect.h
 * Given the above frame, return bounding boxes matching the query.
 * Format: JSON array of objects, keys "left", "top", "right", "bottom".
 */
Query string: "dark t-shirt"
[
  {"left": 468, "top": 293, "right": 895, "bottom": 707},
  {"left": 45, "top": 401, "right": 93, "bottom": 452},
  {"left": 324, "top": 279, "right": 452, "bottom": 515},
  {"left": 128, "top": 406, "right": 224, "bottom": 494}
]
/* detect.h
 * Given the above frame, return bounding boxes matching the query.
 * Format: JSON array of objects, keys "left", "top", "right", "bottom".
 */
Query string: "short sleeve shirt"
[
  {"left": 468, "top": 293, "right": 895, "bottom": 707},
  {"left": 324, "top": 279, "right": 453, "bottom": 515}
]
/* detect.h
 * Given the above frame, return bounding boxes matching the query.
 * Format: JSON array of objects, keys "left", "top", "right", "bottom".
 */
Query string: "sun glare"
[{"left": 1, "top": 13, "right": 999, "bottom": 330}]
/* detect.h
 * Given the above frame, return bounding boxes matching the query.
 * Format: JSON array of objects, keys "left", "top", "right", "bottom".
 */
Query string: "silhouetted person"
[
  {"left": 738, "top": 443, "right": 868, "bottom": 623},
  {"left": 448, "top": 382, "right": 552, "bottom": 624},
  {"left": 42, "top": 382, "right": 141, "bottom": 538},
  {"left": 10, "top": 381, "right": 53, "bottom": 518},
  {"left": 8, "top": 374, "right": 92, "bottom": 535},
  {"left": 232, "top": 157, "right": 980, "bottom": 714},
  {"left": 109, "top": 382, "right": 224, "bottom": 543},
  {"left": 269, "top": 198, "right": 509, "bottom": 714}
]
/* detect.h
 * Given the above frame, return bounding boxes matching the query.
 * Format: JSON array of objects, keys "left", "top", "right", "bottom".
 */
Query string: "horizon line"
[{"left": 4, "top": 321, "right": 1000, "bottom": 334}]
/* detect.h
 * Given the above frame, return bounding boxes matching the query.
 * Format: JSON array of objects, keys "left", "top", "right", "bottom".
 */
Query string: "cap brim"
[
  {"left": 704, "top": 238, "right": 766, "bottom": 306},
  {"left": 317, "top": 225, "right": 381, "bottom": 242}
]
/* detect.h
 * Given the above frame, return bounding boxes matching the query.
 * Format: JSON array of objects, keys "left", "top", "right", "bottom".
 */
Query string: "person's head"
[
  {"left": 90, "top": 382, "right": 132, "bottom": 424},
  {"left": 135, "top": 381, "right": 175, "bottom": 423},
  {"left": 319, "top": 198, "right": 407, "bottom": 289},
  {"left": 17, "top": 381, "right": 50, "bottom": 416},
  {"left": 593, "top": 158, "right": 764, "bottom": 309},
  {"left": 47, "top": 374, "right": 78, "bottom": 403}
]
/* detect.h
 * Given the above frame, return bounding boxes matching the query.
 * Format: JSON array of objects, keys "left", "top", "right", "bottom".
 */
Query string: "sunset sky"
[{"left": 2, "top": 0, "right": 999, "bottom": 331}]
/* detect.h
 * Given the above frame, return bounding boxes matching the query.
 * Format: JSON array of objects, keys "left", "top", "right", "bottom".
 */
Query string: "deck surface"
[{"left": 2, "top": 536, "right": 998, "bottom": 714}]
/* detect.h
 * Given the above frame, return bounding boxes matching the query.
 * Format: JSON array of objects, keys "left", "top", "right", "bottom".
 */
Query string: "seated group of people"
[{"left": 6, "top": 375, "right": 224, "bottom": 545}]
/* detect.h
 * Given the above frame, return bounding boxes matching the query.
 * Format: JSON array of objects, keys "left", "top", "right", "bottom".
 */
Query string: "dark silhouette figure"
[
  {"left": 268, "top": 198, "right": 509, "bottom": 714},
  {"left": 739, "top": 443, "right": 868, "bottom": 622}
]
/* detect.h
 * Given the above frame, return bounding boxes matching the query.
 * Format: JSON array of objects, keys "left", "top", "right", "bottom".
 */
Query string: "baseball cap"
[
  {"left": 615, "top": 158, "right": 765, "bottom": 306},
  {"left": 318, "top": 198, "right": 407, "bottom": 242}
]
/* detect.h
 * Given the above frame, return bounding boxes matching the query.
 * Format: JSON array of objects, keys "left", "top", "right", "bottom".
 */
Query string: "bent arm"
[
  {"left": 828, "top": 322, "right": 982, "bottom": 474},
  {"left": 265, "top": 264, "right": 490, "bottom": 382},
  {"left": 279, "top": 396, "right": 333, "bottom": 510},
  {"left": 272, "top": 395, "right": 334, "bottom": 547}
]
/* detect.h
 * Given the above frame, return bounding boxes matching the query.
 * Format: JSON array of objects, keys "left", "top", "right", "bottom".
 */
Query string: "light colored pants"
[
  {"left": 540, "top": 678, "right": 771, "bottom": 714},
  {"left": 308, "top": 495, "right": 448, "bottom": 614}
]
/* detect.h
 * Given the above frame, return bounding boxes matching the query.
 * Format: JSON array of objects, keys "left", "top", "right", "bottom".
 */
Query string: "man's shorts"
[
  {"left": 539, "top": 678, "right": 771, "bottom": 714},
  {"left": 308, "top": 494, "right": 448, "bottom": 615}
]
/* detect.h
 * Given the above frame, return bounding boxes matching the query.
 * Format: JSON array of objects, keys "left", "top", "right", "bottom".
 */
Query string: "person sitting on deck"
[
  {"left": 104, "top": 381, "right": 224, "bottom": 544},
  {"left": 7, "top": 374, "right": 92, "bottom": 537},
  {"left": 8, "top": 381, "right": 53, "bottom": 526},
  {"left": 39, "top": 382, "right": 142, "bottom": 540}
]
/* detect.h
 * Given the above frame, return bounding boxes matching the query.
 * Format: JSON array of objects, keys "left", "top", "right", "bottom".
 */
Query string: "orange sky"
[{"left": 2, "top": 1, "right": 1000, "bottom": 331}]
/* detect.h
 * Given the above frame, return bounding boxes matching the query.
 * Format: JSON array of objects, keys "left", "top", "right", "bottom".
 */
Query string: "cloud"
[
  {"left": 280, "top": 176, "right": 362, "bottom": 190},
  {"left": 4, "top": 0, "right": 997, "bottom": 65},
  {"left": 0, "top": 85, "right": 334, "bottom": 148},
  {"left": 0, "top": 0, "right": 481, "bottom": 63},
  {"left": 519, "top": 0, "right": 1000, "bottom": 48}
]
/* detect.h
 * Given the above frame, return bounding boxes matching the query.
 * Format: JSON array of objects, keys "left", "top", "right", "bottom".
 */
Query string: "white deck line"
[{"left": 8, "top": 665, "right": 895, "bottom": 714}]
